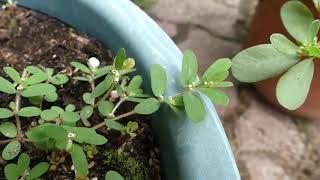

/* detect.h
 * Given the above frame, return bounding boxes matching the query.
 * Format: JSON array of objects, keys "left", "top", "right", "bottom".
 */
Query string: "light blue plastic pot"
[{"left": 2, "top": 0, "right": 241, "bottom": 179}]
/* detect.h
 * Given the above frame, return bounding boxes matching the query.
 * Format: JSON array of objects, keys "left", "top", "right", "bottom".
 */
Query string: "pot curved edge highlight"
[{"left": 7, "top": 0, "right": 241, "bottom": 179}]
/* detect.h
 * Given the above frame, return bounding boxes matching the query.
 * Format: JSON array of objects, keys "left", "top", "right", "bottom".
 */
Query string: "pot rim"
[{"left": 0, "top": 0, "right": 240, "bottom": 179}]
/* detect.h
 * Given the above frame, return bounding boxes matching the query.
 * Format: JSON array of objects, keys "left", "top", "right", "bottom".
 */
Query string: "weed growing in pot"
[
  {"left": 0, "top": 48, "right": 232, "bottom": 179},
  {"left": 232, "top": 0, "right": 320, "bottom": 110}
]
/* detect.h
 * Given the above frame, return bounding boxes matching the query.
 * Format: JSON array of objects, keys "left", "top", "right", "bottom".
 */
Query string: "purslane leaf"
[
  {"left": 17, "top": 107, "right": 41, "bottom": 117},
  {"left": 0, "top": 77, "right": 16, "bottom": 94},
  {"left": 17, "top": 153, "right": 30, "bottom": 176},
  {"left": 60, "top": 112, "right": 80, "bottom": 123},
  {"left": 134, "top": 98, "right": 160, "bottom": 115},
  {"left": 105, "top": 120, "right": 125, "bottom": 131},
  {"left": 80, "top": 106, "right": 93, "bottom": 120},
  {"left": 202, "top": 58, "right": 231, "bottom": 82},
  {"left": 26, "top": 66, "right": 43, "bottom": 75},
  {"left": 307, "top": 20, "right": 320, "bottom": 44},
  {"left": 199, "top": 88, "right": 229, "bottom": 106},
  {"left": 41, "top": 109, "right": 59, "bottom": 121},
  {"left": 128, "top": 75, "right": 143, "bottom": 93},
  {"left": 180, "top": 50, "right": 198, "bottom": 86},
  {"left": 276, "top": 59, "right": 314, "bottom": 110},
  {"left": 2, "top": 140, "right": 21, "bottom": 160},
  {"left": 92, "top": 75, "right": 113, "bottom": 98},
  {"left": 232, "top": 44, "right": 299, "bottom": 82},
  {"left": 24, "top": 72, "right": 49, "bottom": 86},
  {"left": 62, "top": 126, "right": 108, "bottom": 145},
  {"left": 183, "top": 92, "right": 206, "bottom": 123},
  {"left": 4, "top": 67, "right": 20, "bottom": 83},
  {"left": 22, "top": 83, "right": 56, "bottom": 97},
  {"left": 50, "top": 74, "right": 69, "bottom": 85},
  {"left": 114, "top": 48, "right": 126, "bottom": 70},
  {"left": 105, "top": 170, "right": 124, "bottom": 180},
  {"left": 0, "top": 108, "right": 14, "bottom": 119},
  {"left": 0, "top": 122, "right": 17, "bottom": 138},
  {"left": 27, "top": 162, "right": 49, "bottom": 179},
  {"left": 270, "top": 33, "right": 300, "bottom": 55},
  {"left": 4, "top": 164, "right": 19, "bottom": 180},
  {"left": 98, "top": 101, "right": 114, "bottom": 116},
  {"left": 281, "top": 0, "right": 314, "bottom": 42},
  {"left": 83, "top": 93, "right": 94, "bottom": 105},
  {"left": 69, "top": 144, "right": 88, "bottom": 176},
  {"left": 151, "top": 64, "right": 167, "bottom": 97},
  {"left": 71, "top": 62, "right": 91, "bottom": 74}
]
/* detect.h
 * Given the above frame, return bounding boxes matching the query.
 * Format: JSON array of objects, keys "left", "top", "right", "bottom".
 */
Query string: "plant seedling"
[{"left": 232, "top": 0, "right": 320, "bottom": 110}]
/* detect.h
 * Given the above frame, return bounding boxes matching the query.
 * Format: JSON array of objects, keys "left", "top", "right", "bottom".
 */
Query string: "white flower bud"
[
  {"left": 68, "top": 132, "right": 76, "bottom": 139},
  {"left": 111, "top": 90, "right": 119, "bottom": 98},
  {"left": 88, "top": 57, "right": 100, "bottom": 68}
]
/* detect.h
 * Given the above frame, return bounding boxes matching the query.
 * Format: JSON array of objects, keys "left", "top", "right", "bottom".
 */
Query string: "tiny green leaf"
[
  {"left": 28, "top": 96, "right": 43, "bottom": 105},
  {"left": 105, "top": 120, "right": 125, "bottom": 131},
  {"left": 65, "top": 104, "right": 76, "bottom": 112},
  {"left": 71, "top": 62, "right": 91, "bottom": 74},
  {"left": 180, "top": 50, "right": 198, "bottom": 86},
  {"left": 270, "top": 33, "right": 300, "bottom": 55},
  {"left": 51, "top": 106, "right": 65, "bottom": 115},
  {"left": 24, "top": 73, "right": 49, "bottom": 85},
  {"left": 22, "top": 83, "right": 56, "bottom": 97},
  {"left": 62, "top": 126, "right": 108, "bottom": 145},
  {"left": 17, "top": 153, "right": 30, "bottom": 176},
  {"left": 83, "top": 93, "right": 94, "bottom": 105},
  {"left": 232, "top": 44, "right": 300, "bottom": 82},
  {"left": 134, "top": 98, "right": 160, "bottom": 115},
  {"left": 26, "top": 66, "right": 43, "bottom": 74},
  {"left": 151, "top": 64, "right": 167, "bottom": 97},
  {"left": 105, "top": 170, "right": 124, "bottom": 180},
  {"left": 4, "top": 164, "right": 19, "bottom": 180},
  {"left": 80, "top": 106, "right": 93, "bottom": 120},
  {"left": 2, "top": 140, "right": 21, "bottom": 160},
  {"left": 0, "top": 122, "right": 17, "bottom": 138},
  {"left": 276, "top": 59, "right": 314, "bottom": 110},
  {"left": 17, "top": 107, "right": 41, "bottom": 117},
  {"left": 44, "top": 91, "right": 58, "bottom": 102},
  {"left": 114, "top": 48, "right": 126, "bottom": 70},
  {"left": 40, "top": 110, "right": 59, "bottom": 121},
  {"left": 95, "top": 66, "right": 112, "bottom": 79},
  {"left": 98, "top": 101, "right": 114, "bottom": 116},
  {"left": 0, "top": 108, "right": 14, "bottom": 119},
  {"left": 92, "top": 75, "right": 113, "bottom": 98},
  {"left": 216, "top": 81, "right": 234, "bottom": 88},
  {"left": 281, "top": 0, "right": 314, "bottom": 42},
  {"left": 60, "top": 112, "right": 80, "bottom": 123},
  {"left": 122, "top": 58, "right": 135, "bottom": 70},
  {"left": 4, "top": 67, "right": 20, "bottom": 83},
  {"left": 199, "top": 88, "right": 229, "bottom": 106},
  {"left": 183, "top": 92, "right": 206, "bottom": 123},
  {"left": 51, "top": 74, "right": 69, "bottom": 85},
  {"left": 202, "top": 58, "right": 231, "bottom": 83},
  {"left": 0, "top": 77, "right": 16, "bottom": 94},
  {"left": 27, "top": 162, "right": 50, "bottom": 179},
  {"left": 128, "top": 75, "right": 143, "bottom": 92},
  {"left": 69, "top": 144, "right": 88, "bottom": 176},
  {"left": 307, "top": 20, "right": 320, "bottom": 44}
]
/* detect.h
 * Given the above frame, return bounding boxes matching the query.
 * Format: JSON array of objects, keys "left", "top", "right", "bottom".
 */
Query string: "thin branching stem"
[
  {"left": 0, "top": 139, "right": 14, "bottom": 145},
  {"left": 92, "top": 111, "right": 136, "bottom": 130},
  {"left": 110, "top": 96, "right": 128, "bottom": 116}
]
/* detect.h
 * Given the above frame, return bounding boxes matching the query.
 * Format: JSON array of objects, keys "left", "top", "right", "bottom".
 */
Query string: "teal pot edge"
[{"left": 3, "top": 0, "right": 241, "bottom": 179}]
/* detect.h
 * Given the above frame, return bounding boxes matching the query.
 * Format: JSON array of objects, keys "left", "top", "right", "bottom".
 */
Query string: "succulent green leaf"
[
  {"left": 127, "top": 97, "right": 145, "bottom": 103},
  {"left": 0, "top": 77, "right": 16, "bottom": 94},
  {"left": 4, "top": 67, "right": 20, "bottom": 83},
  {"left": 51, "top": 74, "right": 69, "bottom": 85},
  {"left": 22, "top": 83, "right": 56, "bottom": 97},
  {"left": 80, "top": 106, "right": 93, "bottom": 120},
  {"left": 122, "top": 58, "right": 135, "bottom": 70},
  {"left": 98, "top": 101, "right": 114, "bottom": 116},
  {"left": 232, "top": 44, "right": 300, "bottom": 82},
  {"left": 17, "top": 107, "right": 41, "bottom": 117},
  {"left": 0, "top": 122, "right": 17, "bottom": 138},
  {"left": 69, "top": 144, "right": 88, "bottom": 176},
  {"left": 44, "top": 124, "right": 68, "bottom": 140},
  {"left": 73, "top": 76, "right": 90, "bottom": 81},
  {"left": 44, "top": 91, "right": 58, "bottom": 102},
  {"left": 199, "top": 88, "right": 229, "bottom": 106},
  {"left": 5, "top": 164, "right": 19, "bottom": 180},
  {"left": 83, "top": 93, "right": 94, "bottom": 105},
  {"left": 202, "top": 58, "right": 231, "bottom": 83},
  {"left": 0, "top": 108, "right": 14, "bottom": 119},
  {"left": 105, "top": 120, "right": 125, "bottom": 131},
  {"left": 26, "top": 66, "right": 43, "bottom": 74},
  {"left": 17, "top": 153, "right": 30, "bottom": 176},
  {"left": 27, "top": 162, "right": 49, "bottom": 180},
  {"left": 71, "top": 62, "right": 91, "bottom": 74},
  {"left": 134, "top": 98, "right": 160, "bottom": 115},
  {"left": 51, "top": 106, "right": 65, "bottom": 115},
  {"left": 128, "top": 75, "right": 143, "bottom": 92},
  {"left": 60, "top": 112, "right": 80, "bottom": 123},
  {"left": 95, "top": 66, "right": 112, "bottom": 79},
  {"left": 65, "top": 104, "right": 76, "bottom": 112},
  {"left": 92, "top": 75, "right": 113, "bottom": 98},
  {"left": 45, "top": 68, "right": 54, "bottom": 77},
  {"left": 151, "top": 64, "right": 167, "bottom": 97},
  {"left": 24, "top": 73, "right": 49, "bottom": 85},
  {"left": 216, "top": 81, "right": 234, "bottom": 88},
  {"left": 40, "top": 110, "right": 59, "bottom": 121},
  {"left": 62, "top": 126, "right": 108, "bottom": 145},
  {"left": 114, "top": 48, "right": 126, "bottom": 70},
  {"left": 28, "top": 96, "right": 43, "bottom": 105},
  {"left": 276, "top": 59, "right": 314, "bottom": 110},
  {"left": 270, "top": 33, "right": 300, "bottom": 55},
  {"left": 105, "top": 170, "right": 124, "bottom": 180},
  {"left": 167, "top": 95, "right": 184, "bottom": 107},
  {"left": 281, "top": 0, "right": 314, "bottom": 42},
  {"left": 183, "top": 92, "right": 206, "bottom": 123},
  {"left": 180, "top": 50, "right": 198, "bottom": 86},
  {"left": 2, "top": 140, "right": 21, "bottom": 160}
]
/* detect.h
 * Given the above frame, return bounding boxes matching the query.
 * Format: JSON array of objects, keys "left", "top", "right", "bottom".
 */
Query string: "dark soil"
[{"left": 0, "top": 5, "right": 160, "bottom": 180}]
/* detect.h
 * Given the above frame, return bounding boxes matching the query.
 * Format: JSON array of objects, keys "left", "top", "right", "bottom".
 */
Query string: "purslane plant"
[
  {"left": 0, "top": 48, "right": 232, "bottom": 179},
  {"left": 232, "top": 0, "right": 320, "bottom": 110}
]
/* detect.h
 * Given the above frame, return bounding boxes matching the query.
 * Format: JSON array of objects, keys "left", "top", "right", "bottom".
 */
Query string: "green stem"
[
  {"left": 92, "top": 111, "right": 136, "bottom": 130},
  {"left": 110, "top": 96, "right": 127, "bottom": 116}
]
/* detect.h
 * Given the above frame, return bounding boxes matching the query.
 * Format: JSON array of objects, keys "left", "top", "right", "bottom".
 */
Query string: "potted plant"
[
  {"left": 0, "top": 0, "right": 241, "bottom": 179},
  {"left": 232, "top": 0, "right": 320, "bottom": 119}
]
